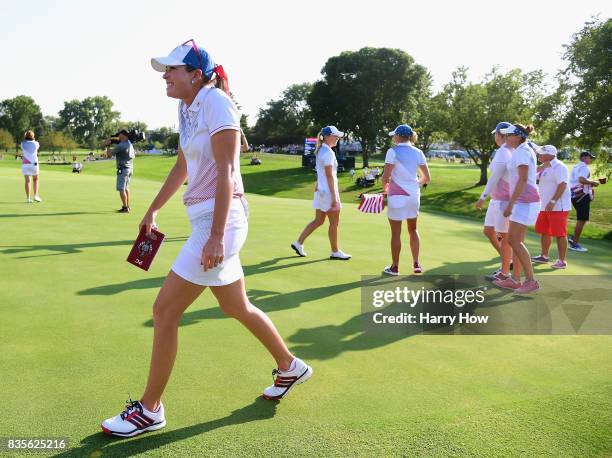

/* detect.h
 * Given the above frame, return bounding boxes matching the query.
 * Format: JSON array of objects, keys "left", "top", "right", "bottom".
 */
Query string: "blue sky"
[{"left": 1, "top": 0, "right": 610, "bottom": 129}]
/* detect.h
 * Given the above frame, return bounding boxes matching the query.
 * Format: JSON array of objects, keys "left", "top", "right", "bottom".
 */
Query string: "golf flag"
[{"left": 358, "top": 193, "right": 385, "bottom": 214}]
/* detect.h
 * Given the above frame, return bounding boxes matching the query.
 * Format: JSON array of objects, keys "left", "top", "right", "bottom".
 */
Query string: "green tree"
[
  {"left": 0, "top": 128, "right": 13, "bottom": 152},
  {"left": 252, "top": 83, "right": 315, "bottom": 146},
  {"left": 437, "top": 67, "right": 550, "bottom": 185},
  {"left": 308, "top": 47, "right": 430, "bottom": 167},
  {"left": 0, "top": 95, "right": 43, "bottom": 151},
  {"left": 39, "top": 131, "right": 77, "bottom": 154},
  {"left": 58, "top": 96, "right": 120, "bottom": 148},
  {"left": 560, "top": 17, "right": 611, "bottom": 149}
]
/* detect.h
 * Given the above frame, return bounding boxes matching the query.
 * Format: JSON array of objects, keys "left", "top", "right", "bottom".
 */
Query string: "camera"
[{"left": 109, "top": 129, "right": 146, "bottom": 145}]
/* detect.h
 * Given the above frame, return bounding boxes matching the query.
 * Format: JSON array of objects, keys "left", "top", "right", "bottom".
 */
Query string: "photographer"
[{"left": 105, "top": 129, "right": 135, "bottom": 213}]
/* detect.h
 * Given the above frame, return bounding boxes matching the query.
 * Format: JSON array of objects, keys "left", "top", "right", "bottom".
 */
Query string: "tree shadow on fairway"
[
  {"left": 243, "top": 256, "right": 328, "bottom": 276},
  {"left": 0, "top": 211, "right": 110, "bottom": 218},
  {"left": 77, "top": 277, "right": 167, "bottom": 296},
  {"left": 0, "top": 237, "right": 187, "bottom": 259},
  {"left": 53, "top": 397, "right": 278, "bottom": 458},
  {"left": 287, "top": 260, "right": 540, "bottom": 360},
  {"left": 143, "top": 277, "right": 365, "bottom": 328}
]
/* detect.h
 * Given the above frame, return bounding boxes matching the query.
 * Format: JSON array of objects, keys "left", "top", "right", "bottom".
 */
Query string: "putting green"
[{"left": 1, "top": 168, "right": 610, "bottom": 456}]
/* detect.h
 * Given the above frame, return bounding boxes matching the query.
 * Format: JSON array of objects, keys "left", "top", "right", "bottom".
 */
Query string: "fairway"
[{"left": 1, "top": 168, "right": 611, "bottom": 456}]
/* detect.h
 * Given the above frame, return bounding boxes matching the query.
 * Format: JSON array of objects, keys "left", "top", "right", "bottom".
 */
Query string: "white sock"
[{"left": 287, "top": 359, "right": 297, "bottom": 372}]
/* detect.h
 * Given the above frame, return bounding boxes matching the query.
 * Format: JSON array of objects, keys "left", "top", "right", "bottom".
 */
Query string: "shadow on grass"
[
  {"left": 0, "top": 211, "right": 110, "bottom": 218},
  {"left": 53, "top": 397, "right": 278, "bottom": 458},
  {"left": 0, "top": 237, "right": 187, "bottom": 259},
  {"left": 143, "top": 275, "right": 364, "bottom": 328}
]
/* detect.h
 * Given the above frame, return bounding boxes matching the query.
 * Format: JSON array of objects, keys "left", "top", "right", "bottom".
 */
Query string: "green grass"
[
  {"left": 3, "top": 152, "right": 609, "bottom": 241},
  {"left": 0, "top": 167, "right": 611, "bottom": 456}
]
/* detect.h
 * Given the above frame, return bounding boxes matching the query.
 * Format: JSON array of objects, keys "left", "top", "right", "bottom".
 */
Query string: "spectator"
[
  {"left": 568, "top": 151, "right": 602, "bottom": 252},
  {"left": 531, "top": 145, "right": 571, "bottom": 268}
]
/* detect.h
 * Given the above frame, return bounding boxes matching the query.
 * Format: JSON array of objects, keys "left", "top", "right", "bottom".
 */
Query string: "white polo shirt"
[
  {"left": 384, "top": 142, "right": 426, "bottom": 195},
  {"left": 537, "top": 159, "right": 571, "bottom": 211},
  {"left": 508, "top": 142, "right": 540, "bottom": 203},
  {"left": 179, "top": 85, "right": 242, "bottom": 211},
  {"left": 21, "top": 140, "right": 39, "bottom": 165},
  {"left": 569, "top": 161, "right": 592, "bottom": 198},
  {"left": 316, "top": 144, "right": 338, "bottom": 193}
]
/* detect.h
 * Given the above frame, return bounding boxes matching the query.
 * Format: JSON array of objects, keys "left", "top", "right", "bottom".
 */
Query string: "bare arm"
[
  {"left": 545, "top": 182, "right": 567, "bottom": 211},
  {"left": 202, "top": 129, "right": 240, "bottom": 271},
  {"left": 418, "top": 163, "right": 431, "bottom": 185},
  {"left": 381, "top": 163, "right": 394, "bottom": 192},
  {"left": 140, "top": 149, "right": 188, "bottom": 234},
  {"left": 325, "top": 165, "right": 340, "bottom": 211},
  {"left": 578, "top": 176, "right": 599, "bottom": 186}
]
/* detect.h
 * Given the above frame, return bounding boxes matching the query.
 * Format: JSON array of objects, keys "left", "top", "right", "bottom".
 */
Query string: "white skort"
[
  {"left": 483, "top": 200, "right": 510, "bottom": 233},
  {"left": 509, "top": 202, "right": 541, "bottom": 227},
  {"left": 22, "top": 164, "right": 39, "bottom": 176},
  {"left": 387, "top": 193, "right": 420, "bottom": 221},
  {"left": 171, "top": 197, "right": 249, "bottom": 286},
  {"left": 313, "top": 189, "right": 342, "bottom": 212}
]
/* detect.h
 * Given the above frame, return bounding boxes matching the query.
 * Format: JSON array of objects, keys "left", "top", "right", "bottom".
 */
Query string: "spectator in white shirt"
[
  {"left": 568, "top": 151, "right": 602, "bottom": 252},
  {"left": 531, "top": 145, "right": 571, "bottom": 269}
]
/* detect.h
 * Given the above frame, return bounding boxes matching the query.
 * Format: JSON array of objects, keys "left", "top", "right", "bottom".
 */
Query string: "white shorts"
[
  {"left": 509, "top": 202, "right": 541, "bottom": 227},
  {"left": 313, "top": 190, "right": 341, "bottom": 212},
  {"left": 484, "top": 200, "right": 510, "bottom": 233},
  {"left": 22, "top": 164, "right": 39, "bottom": 176},
  {"left": 387, "top": 193, "right": 420, "bottom": 221},
  {"left": 171, "top": 197, "right": 249, "bottom": 287}
]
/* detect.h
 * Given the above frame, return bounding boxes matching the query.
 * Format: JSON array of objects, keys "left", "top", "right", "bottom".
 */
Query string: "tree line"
[
  {"left": 247, "top": 17, "right": 611, "bottom": 182},
  {"left": 0, "top": 95, "right": 179, "bottom": 154},
  {"left": 1, "top": 17, "right": 608, "bottom": 183}
]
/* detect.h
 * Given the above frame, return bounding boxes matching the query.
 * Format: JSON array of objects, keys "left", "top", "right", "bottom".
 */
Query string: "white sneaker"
[
  {"left": 33, "top": 195, "right": 42, "bottom": 202},
  {"left": 291, "top": 242, "right": 307, "bottom": 257},
  {"left": 330, "top": 250, "right": 352, "bottom": 260},
  {"left": 263, "top": 358, "right": 313, "bottom": 400},
  {"left": 26, "top": 198, "right": 33, "bottom": 203},
  {"left": 101, "top": 399, "right": 166, "bottom": 437}
]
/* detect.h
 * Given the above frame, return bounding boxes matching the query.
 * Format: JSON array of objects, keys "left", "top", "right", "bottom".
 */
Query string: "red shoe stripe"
[
  {"left": 137, "top": 413, "right": 154, "bottom": 425},
  {"left": 127, "top": 417, "right": 145, "bottom": 428}
]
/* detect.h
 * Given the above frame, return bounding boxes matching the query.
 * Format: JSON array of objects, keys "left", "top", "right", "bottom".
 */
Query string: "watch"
[{"left": 549, "top": 199, "right": 557, "bottom": 204}]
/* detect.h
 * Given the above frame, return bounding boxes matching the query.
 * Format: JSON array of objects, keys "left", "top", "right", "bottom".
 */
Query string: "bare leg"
[
  {"left": 573, "top": 220, "right": 586, "bottom": 243},
  {"left": 508, "top": 222, "right": 535, "bottom": 282},
  {"left": 499, "top": 233, "right": 512, "bottom": 275},
  {"left": 326, "top": 210, "right": 340, "bottom": 252},
  {"left": 540, "top": 234, "right": 552, "bottom": 257},
  {"left": 24, "top": 176, "right": 31, "bottom": 198},
  {"left": 125, "top": 188, "right": 130, "bottom": 207},
  {"left": 483, "top": 226, "right": 502, "bottom": 255},
  {"left": 557, "top": 236, "right": 568, "bottom": 261},
  {"left": 297, "top": 210, "right": 326, "bottom": 244},
  {"left": 388, "top": 219, "right": 402, "bottom": 267},
  {"left": 119, "top": 190, "right": 128, "bottom": 208},
  {"left": 33, "top": 175, "right": 39, "bottom": 196},
  {"left": 141, "top": 271, "right": 205, "bottom": 412},
  {"left": 210, "top": 277, "right": 293, "bottom": 370},
  {"left": 407, "top": 218, "right": 420, "bottom": 264}
]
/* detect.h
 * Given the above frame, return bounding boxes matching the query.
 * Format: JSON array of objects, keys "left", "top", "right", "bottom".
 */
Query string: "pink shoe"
[
  {"left": 516, "top": 279, "right": 540, "bottom": 294},
  {"left": 413, "top": 262, "right": 423, "bottom": 274},
  {"left": 551, "top": 260, "right": 567, "bottom": 269},
  {"left": 494, "top": 276, "right": 521, "bottom": 290}
]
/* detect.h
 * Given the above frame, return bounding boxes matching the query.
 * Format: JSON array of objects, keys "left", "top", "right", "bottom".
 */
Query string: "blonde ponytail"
[{"left": 313, "top": 131, "right": 324, "bottom": 155}]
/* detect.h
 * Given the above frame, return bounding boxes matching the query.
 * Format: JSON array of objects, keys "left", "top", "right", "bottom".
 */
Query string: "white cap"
[
  {"left": 537, "top": 145, "right": 557, "bottom": 157},
  {"left": 321, "top": 126, "right": 344, "bottom": 137},
  {"left": 151, "top": 44, "right": 193, "bottom": 72}
]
